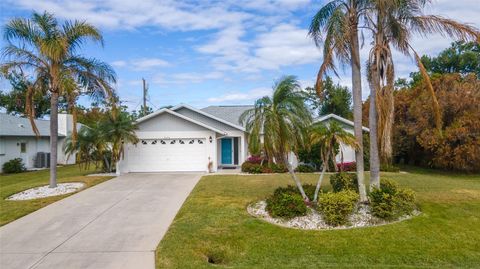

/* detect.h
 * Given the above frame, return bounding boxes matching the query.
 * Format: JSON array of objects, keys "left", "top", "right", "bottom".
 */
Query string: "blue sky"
[{"left": 0, "top": 0, "right": 479, "bottom": 111}]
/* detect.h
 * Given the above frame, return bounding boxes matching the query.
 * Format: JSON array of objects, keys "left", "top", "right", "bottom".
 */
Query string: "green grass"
[
  {"left": 156, "top": 168, "right": 480, "bottom": 268},
  {"left": 0, "top": 165, "right": 113, "bottom": 226}
]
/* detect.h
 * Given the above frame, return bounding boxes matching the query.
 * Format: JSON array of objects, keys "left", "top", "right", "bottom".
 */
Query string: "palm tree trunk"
[
  {"left": 49, "top": 91, "right": 59, "bottom": 188},
  {"left": 350, "top": 29, "right": 368, "bottom": 202},
  {"left": 369, "top": 76, "right": 381, "bottom": 190},
  {"left": 314, "top": 154, "right": 329, "bottom": 202},
  {"left": 286, "top": 162, "right": 309, "bottom": 202}
]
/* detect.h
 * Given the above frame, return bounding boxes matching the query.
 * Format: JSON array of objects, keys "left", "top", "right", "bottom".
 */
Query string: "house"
[
  {"left": 117, "top": 104, "right": 368, "bottom": 174},
  {"left": 0, "top": 113, "right": 79, "bottom": 171},
  {"left": 117, "top": 104, "right": 252, "bottom": 173},
  {"left": 314, "top": 113, "right": 370, "bottom": 163}
]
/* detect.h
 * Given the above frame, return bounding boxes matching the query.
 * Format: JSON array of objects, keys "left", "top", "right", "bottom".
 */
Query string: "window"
[
  {"left": 151, "top": 140, "right": 157, "bottom": 145},
  {"left": 179, "top": 140, "right": 185, "bottom": 144},
  {"left": 189, "top": 140, "right": 195, "bottom": 144},
  {"left": 141, "top": 140, "right": 148, "bottom": 145},
  {"left": 198, "top": 139, "right": 204, "bottom": 144},
  {"left": 160, "top": 140, "right": 166, "bottom": 144},
  {"left": 170, "top": 140, "right": 176, "bottom": 144},
  {"left": 20, "top": 142, "right": 27, "bottom": 153}
]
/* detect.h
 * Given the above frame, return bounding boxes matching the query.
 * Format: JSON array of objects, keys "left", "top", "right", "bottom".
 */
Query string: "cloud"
[
  {"left": 111, "top": 58, "right": 169, "bottom": 71},
  {"left": 207, "top": 87, "right": 271, "bottom": 103},
  {"left": 151, "top": 71, "right": 224, "bottom": 85}
]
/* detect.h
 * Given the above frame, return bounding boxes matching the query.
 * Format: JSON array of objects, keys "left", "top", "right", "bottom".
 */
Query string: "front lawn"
[
  {"left": 0, "top": 165, "right": 113, "bottom": 226},
  {"left": 156, "top": 168, "right": 480, "bottom": 268}
]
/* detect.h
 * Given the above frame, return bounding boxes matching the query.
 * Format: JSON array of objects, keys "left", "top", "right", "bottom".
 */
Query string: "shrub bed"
[
  {"left": 266, "top": 191, "right": 307, "bottom": 219},
  {"left": 369, "top": 179, "right": 416, "bottom": 220},
  {"left": 330, "top": 173, "right": 358, "bottom": 193},
  {"left": 241, "top": 160, "right": 288, "bottom": 174},
  {"left": 318, "top": 190, "right": 359, "bottom": 226},
  {"left": 2, "top": 158, "right": 26, "bottom": 174}
]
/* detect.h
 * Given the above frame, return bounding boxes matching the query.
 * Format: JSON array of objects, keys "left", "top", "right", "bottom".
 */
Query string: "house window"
[
  {"left": 160, "top": 140, "right": 166, "bottom": 144},
  {"left": 170, "top": 140, "right": 176, "bottom": 144},
  {"left": 151, "top": 140, "right": 157, "bottom": 145},
  {"left": 189, "top": 140, "right": 195, "bottom": 144},
  {"left": 179, "top": 140, "right": 185, "bottom": 144},
  {"left": 20, "top": 142, "right": 27, "bottom": 153},
  {"left": 198, "top": 139, "right": 204, "bottom": 144},
  {"left": 141, "top": 140, "right": 148, "bottom": 145}
]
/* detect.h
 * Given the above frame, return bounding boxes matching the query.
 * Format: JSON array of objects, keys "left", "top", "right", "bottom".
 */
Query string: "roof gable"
[
  {"left": 315, "top": 114, "right": 370, "bottom": 132},
  {"left": 135, "top": 108, "right": 227, "bottom": 134}
]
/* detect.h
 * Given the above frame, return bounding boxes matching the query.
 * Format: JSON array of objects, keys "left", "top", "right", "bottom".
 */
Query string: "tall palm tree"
[
  {"left": 309, "top": 0, "right": 369, "bottom": 202},
  {"left": 98, "top": 108, "right": 138, "bottom": 172},
  {"left": 241, "top": 76, "right": 312, "bottom": 201},
  {"left": 309, "top": 121, "right": 358, "bottom": 202},
  {"left": 1, "top": 12, "right": 117, "bottom": 187},
  {"left": 365, "top": 0, "right": 480, "bottom": 188}
]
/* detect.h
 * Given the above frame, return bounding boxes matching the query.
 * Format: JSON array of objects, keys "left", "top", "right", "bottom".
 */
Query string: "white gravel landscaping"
[
  {"left": 247, "top": 200, "right": 419, "bottom": 230},
  {"left": 6, "top": 183, "right": 85, "bottom": 201}
]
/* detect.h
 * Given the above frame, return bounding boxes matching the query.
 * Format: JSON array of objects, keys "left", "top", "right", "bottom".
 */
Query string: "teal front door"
[{"left": 221, "top": 138, "right": 232, "bottom": 164}]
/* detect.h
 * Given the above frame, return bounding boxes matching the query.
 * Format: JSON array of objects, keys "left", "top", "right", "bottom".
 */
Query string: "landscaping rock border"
[
  {"left": 6, "top": 183, "right": 85, "bottom": 201},
  {"left": 247, "top": 200, "right": 420, "bottom": 230}
]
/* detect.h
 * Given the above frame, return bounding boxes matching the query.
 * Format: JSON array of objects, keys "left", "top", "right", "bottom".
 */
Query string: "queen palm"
[
  {"left": 309, "top": 0, "right": 369, "bottom": 202},
  {"left": 241, "top": 76, "right": 312, "bottom": 201},
  {"left": 1, "top": 12, "right": 116, "bottom": 187},
  {"left": 309, "top": 121, "right": 358, "bottom": 202},
  {"left": 365, "top": 0, "right": 480, "bottom": 188}
]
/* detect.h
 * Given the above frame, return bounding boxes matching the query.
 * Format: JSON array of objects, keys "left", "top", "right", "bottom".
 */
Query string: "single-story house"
[
  {"left": 0, "top": 113, "right": 78, "bottom": 171},
  {"left": 314, "top": 113, "right": 369, "bottom": 163},
  {"left": 117, "top": 104, "right": 368, "bottom": 174}
]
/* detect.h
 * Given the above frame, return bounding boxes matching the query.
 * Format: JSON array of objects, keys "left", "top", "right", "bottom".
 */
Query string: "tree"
[
  {"left": 98, "top": 107, "right": 138, "bottom": 172},
  {"left": 309, "top": 0, "right": 369, "bottom": 202},
  {"left": 0, "top": 72, "right": 52, "bottom": 117},
  {"left": 241, "top": 76, "right": 312, "bottom": 201},
  {"left": 305, "top": 77, "right": 353, "bottom": 118},
  {"left": 421, "top": 41, "right": 480, "bottom": 77},
  {"left": 1, "top": 12, "right": 117, "bottom": 187},
  {"left": 365, "top": 0, "right": 479, "bottom": 188},
  {"left": 309, "top": 121, "right": 357, "bottom": 202},
  {"left": 64, "top": 125, "right": 109, "bottom": 171},
  {"left": 131, "top": 105, "right": 154, "bottom": 120}
]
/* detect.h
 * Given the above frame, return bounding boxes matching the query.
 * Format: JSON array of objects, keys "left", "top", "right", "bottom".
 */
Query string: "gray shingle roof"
[
  {"left": 201, "top": 105, "right": 254, "bottom": 127},
  {"left": 0, "top": 113, "right": 70, "bottom": 137}
]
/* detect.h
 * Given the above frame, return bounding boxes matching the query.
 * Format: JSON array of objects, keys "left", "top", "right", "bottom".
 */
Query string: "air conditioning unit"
[{"left": 34, "top": 152, "right": 51, "bottom": 168}]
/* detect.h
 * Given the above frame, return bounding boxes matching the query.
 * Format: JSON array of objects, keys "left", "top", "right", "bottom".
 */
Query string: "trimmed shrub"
[
  {"left": 2, "top": 158, "right": 26, "bottom": 174},
  {"left": 330, "top": 173, "right": 358, "bottom": 193},
  {"left": 272, "top": 184, "right": 316, "bottom": 202},
  {"left": 318, "top": 190, "right": 359, "bottom": 226},
  {"left": 266, "top": 192, "right": 307, "bottom": 219},
  {"left": 295, "top": 164, "right": 315, "bottom": 173},
  {"left": 246, "top": 156, "right": 263, "bottom": 164},
  {"left": 369, "top": 178, "right": 416, "bottom": 220},
  {"left": 337, "top": 162, "right": 356, "bottom": 172},
  {"left": 241, "top": 162, "right": 262, "bottom": 173},
  {"left": 269, "top": 163, "right": 288, "bottom": 173}
]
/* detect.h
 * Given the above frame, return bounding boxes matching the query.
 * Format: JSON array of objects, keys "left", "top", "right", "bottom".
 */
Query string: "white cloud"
[
  {"left": 112, "top": 58, "right": 170, "bottom": 71},
  {"left": 207, "top": 87, "right": 271, "bottom": 103},
  {"left": 151, "top": 71, "right": 224, "bottom": 85}
]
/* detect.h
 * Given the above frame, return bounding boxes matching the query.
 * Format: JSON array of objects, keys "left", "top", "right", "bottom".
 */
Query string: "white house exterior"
[
  {"left": 0, "top": 113, "right": 78, "bottom": 171},
  {"left": 117, "top": 104, "right": 251, "bottom": 173},
  {"left": 314, "top": 114, "right": 370, "bottom": 163},
  {"left": 117, "top": 104, "right": 368, "bottom": 174}
]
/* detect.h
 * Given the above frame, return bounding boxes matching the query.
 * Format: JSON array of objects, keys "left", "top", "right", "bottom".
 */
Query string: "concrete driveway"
[{"left": 0, "top": 173, "right": 201, "bottom": 269}]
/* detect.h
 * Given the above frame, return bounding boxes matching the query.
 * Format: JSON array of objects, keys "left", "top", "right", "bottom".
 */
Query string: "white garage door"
[{"left": 127, "top": 138, "right": 207, "bottom": 172}]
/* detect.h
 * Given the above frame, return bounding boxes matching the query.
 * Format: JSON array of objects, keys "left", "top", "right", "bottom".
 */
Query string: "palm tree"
[
  {"left": 365, "top": 0, "right": 480, "bottom": 188},
  {"left": 64, "top": 125, "right": 110, "bottom": 171},
  {"left": 1, "top": 12, "right": 117, "bottom": 187},
  {"left": 309, "top": 121, "right": 358, "bottom": 202},
  {"left": 309, "top": 0, "right": 369, "bottom": 202},
  {"left": 241, "top": 76, "right": 312, "bottom": 201},
  {"left": 98, "top": 108, "right": 138, "bottom": 172}
]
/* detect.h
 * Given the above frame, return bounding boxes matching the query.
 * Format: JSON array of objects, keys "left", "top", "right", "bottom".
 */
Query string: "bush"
[
  {"left": 246, "top": 156, "right": 263, "bottom": 164},
  {"left": 295, "top": 164, "right": 315, "bottom": 173},
  {"left": 380, "top": 164, "right": 400, "bottom": 172},
  {"left": 241, "top": 162, "right": 262, "bottom": 173},
  {"left": 337, "top": 162, "right": 356, "bottom": 172},
  {"left": 2, "top": 158, "right": 26, "bottom": 174},
  {"left": 369, "top": 179, "right": 416, "bottom": 220},
  {"left": 266, "top": 191, "right": 307, "bottom": 219},
  {"left": 318, "top": 190, "right": 359, "bottom": 226},
  {"left": 269, "top": 163, "right": 288, "bottom": 173},
  {"left": 272, "top": 184, "right": 316, "bottom": 202},
  {"left": 330, "top": 173, "right": 358, "bottom": 193}
]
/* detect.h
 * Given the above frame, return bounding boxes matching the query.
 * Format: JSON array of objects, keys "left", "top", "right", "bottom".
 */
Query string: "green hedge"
[
  {"left": 369, "top": 179, "right": 416, "bottom": 220},
  {"left": 330, "top": 173, "right": 358, "bottom": 193},
  {"left": 318, "top": 190, "right": 359, "bottom": 226}
]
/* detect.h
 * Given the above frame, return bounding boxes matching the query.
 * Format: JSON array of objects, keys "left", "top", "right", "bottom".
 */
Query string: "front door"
[{"left": 221, "top": 138, "right": 232, "bottom": 164}]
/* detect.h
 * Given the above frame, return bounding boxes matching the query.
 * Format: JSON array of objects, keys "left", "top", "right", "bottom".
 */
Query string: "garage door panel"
[{"left": 127, "top": 139, "right": 207, "bottom": 172}]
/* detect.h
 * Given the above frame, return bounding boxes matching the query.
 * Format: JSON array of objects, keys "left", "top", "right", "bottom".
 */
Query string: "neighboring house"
[
  {"left": 117, "top": 104, "right": 368, "bottom": 174},
  {"left": 0, "top": 113, "right": 79, "bottom": 171},
  {"left": 314, "top": 114, "right": 370, "bottom": 163}
]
